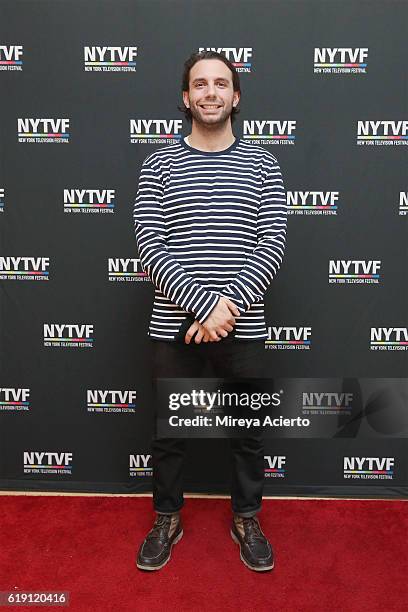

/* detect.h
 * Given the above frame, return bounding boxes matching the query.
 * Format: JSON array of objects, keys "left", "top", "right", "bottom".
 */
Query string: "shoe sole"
[
  {"left": 230, "top": 529, "right": 274, "bottom": 572},
  {"left": 136, "top": 529, "right": 184, "bottom": 571}
]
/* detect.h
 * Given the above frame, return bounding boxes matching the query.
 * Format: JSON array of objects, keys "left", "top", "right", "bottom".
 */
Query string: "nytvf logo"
[
  {"left": 0, "top": 387, "right": 30, "bottom": 412},
  {"left": 84, "top": 46, "right": 137, "bottom": 71},
  {"left": 265, "top": 327, "right": 311, "bottom": 350},
  {"left": 0, "top": 256, "right": 49, "bottom": 280},
  {"left": 399, "top": 192, "right": 408, "bottom": 215},
  {"left": 343, "top": 457, "right": 394, "bottom": 480},
  {"left": 63, "top": 189, "right": 115, "bottom": 213},
  {"left": 129, "top": 454, "right": 152, "bottom": 476},
  {"left": 264, "top": 455, "right": 286, "bottom": 478},
  {"left": 0, "top": 44, "right": 23, "bottom": 69},
  {"left": 314, "top": 48, "right": 368, "bottom": 74},
  {"left": 302, "top": 392, "right": 353, "bottom": 414},
  {"left": 108, "top": 258, "right": 148, "bottom": 282},
  {"left": 87, "top": 390, "right": 137, "bottom": 413},
  {"left": 17, "top": 118, "right": 70, "bottom": 143},
  {"left": 43, "top": 324, "right": 94, "bottom": 348},
  {"left": 129, "top": 119, "right": 183, "bottom": 143},
  {"left": 242, "top": 120, "right": 296, "bottom": 144},
  {"left": 24, "top": 451, "right": 73, "bottom": 474},
  {"left": 198, "top": 47, "right": 252, "bottom": 71},
  {"left": 357, "top": 121, "right": 408, "bottom": 145},
  {"left": 287, "top": 191, "right": 339, "bottom": 215},
  {"left": 370, "top": 328, "right": 408, "bottom": 351},
  {"left": 329, "top": 260, "right": 381, "bottom": 284}
]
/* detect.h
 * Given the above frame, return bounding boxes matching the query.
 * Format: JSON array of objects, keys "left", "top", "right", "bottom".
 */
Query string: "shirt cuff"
[
  {"left": 195, "top": 293, "right": 221, "bottom": 324},
  {"left": 218, "top": 286, "right": 247, "bottom": 314}
]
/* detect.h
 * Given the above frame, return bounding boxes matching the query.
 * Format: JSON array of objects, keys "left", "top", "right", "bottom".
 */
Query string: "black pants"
[{"left": 150, "top": 336, "right": 268, "bottom": 518}]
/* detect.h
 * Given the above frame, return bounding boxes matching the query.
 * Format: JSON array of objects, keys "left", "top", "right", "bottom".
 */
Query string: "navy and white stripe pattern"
[{"left": 133, "top": 137, "right": 287, "bottom": 341}]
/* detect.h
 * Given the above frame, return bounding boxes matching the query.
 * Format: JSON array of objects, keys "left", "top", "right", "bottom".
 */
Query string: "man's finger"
[
  {"left": 202, "top": 328, "right": 210, "bottom": 342},
  {"left": 225, "top": 300, "right": 240, "bottom": 317},
  {"left": 194, "top": 327, "right": 204, "bottom": 344},
  {"left": 185, "top": 322, "right": 199, "bottom": 344}
]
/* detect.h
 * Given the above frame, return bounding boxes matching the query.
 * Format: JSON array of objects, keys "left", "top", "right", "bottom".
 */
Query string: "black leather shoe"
[
  {"left": 136, "top": 513, "right": 183, "bottom": 571},
  {"left": 231, "top": 515, "right": 274, "bottom": 571}
]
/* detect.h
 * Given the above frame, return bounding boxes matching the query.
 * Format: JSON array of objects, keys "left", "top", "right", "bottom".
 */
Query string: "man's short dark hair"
[{"left": 177, "top": 50, "right": 241, "bottom": 124}]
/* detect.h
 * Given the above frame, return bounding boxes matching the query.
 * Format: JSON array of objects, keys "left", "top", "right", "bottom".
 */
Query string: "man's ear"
[{"left": 182, "top": 91, "right": 190, "bottom": 109}]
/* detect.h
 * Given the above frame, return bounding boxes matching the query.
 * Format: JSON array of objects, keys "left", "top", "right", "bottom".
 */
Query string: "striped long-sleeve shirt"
[{"left": 133, "top": 136, "right": 287, "bottom": 341}]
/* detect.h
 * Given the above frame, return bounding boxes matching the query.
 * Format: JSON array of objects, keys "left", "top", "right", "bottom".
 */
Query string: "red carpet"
[{"left": 1, "top": 495, "right": 407, "bottom": 612}]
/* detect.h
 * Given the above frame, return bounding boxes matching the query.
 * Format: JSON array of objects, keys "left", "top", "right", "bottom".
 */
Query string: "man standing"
[{"left": 133, "top": 50, "right": 287, "bottom": 571}]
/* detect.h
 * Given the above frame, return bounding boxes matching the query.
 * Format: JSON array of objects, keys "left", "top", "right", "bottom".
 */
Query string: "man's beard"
[{"left": 189, "top": 102, "right": 233, "bottom": 128}]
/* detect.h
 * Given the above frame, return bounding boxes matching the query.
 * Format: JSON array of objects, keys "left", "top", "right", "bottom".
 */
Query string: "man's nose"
[{"left": 206, "top": 82, "right": 217, "bottom": 97}]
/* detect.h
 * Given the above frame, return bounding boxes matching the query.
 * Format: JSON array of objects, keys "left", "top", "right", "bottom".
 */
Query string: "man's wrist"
[{"left": 197, "top": 294, "right": 221, "bottom": 325}]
